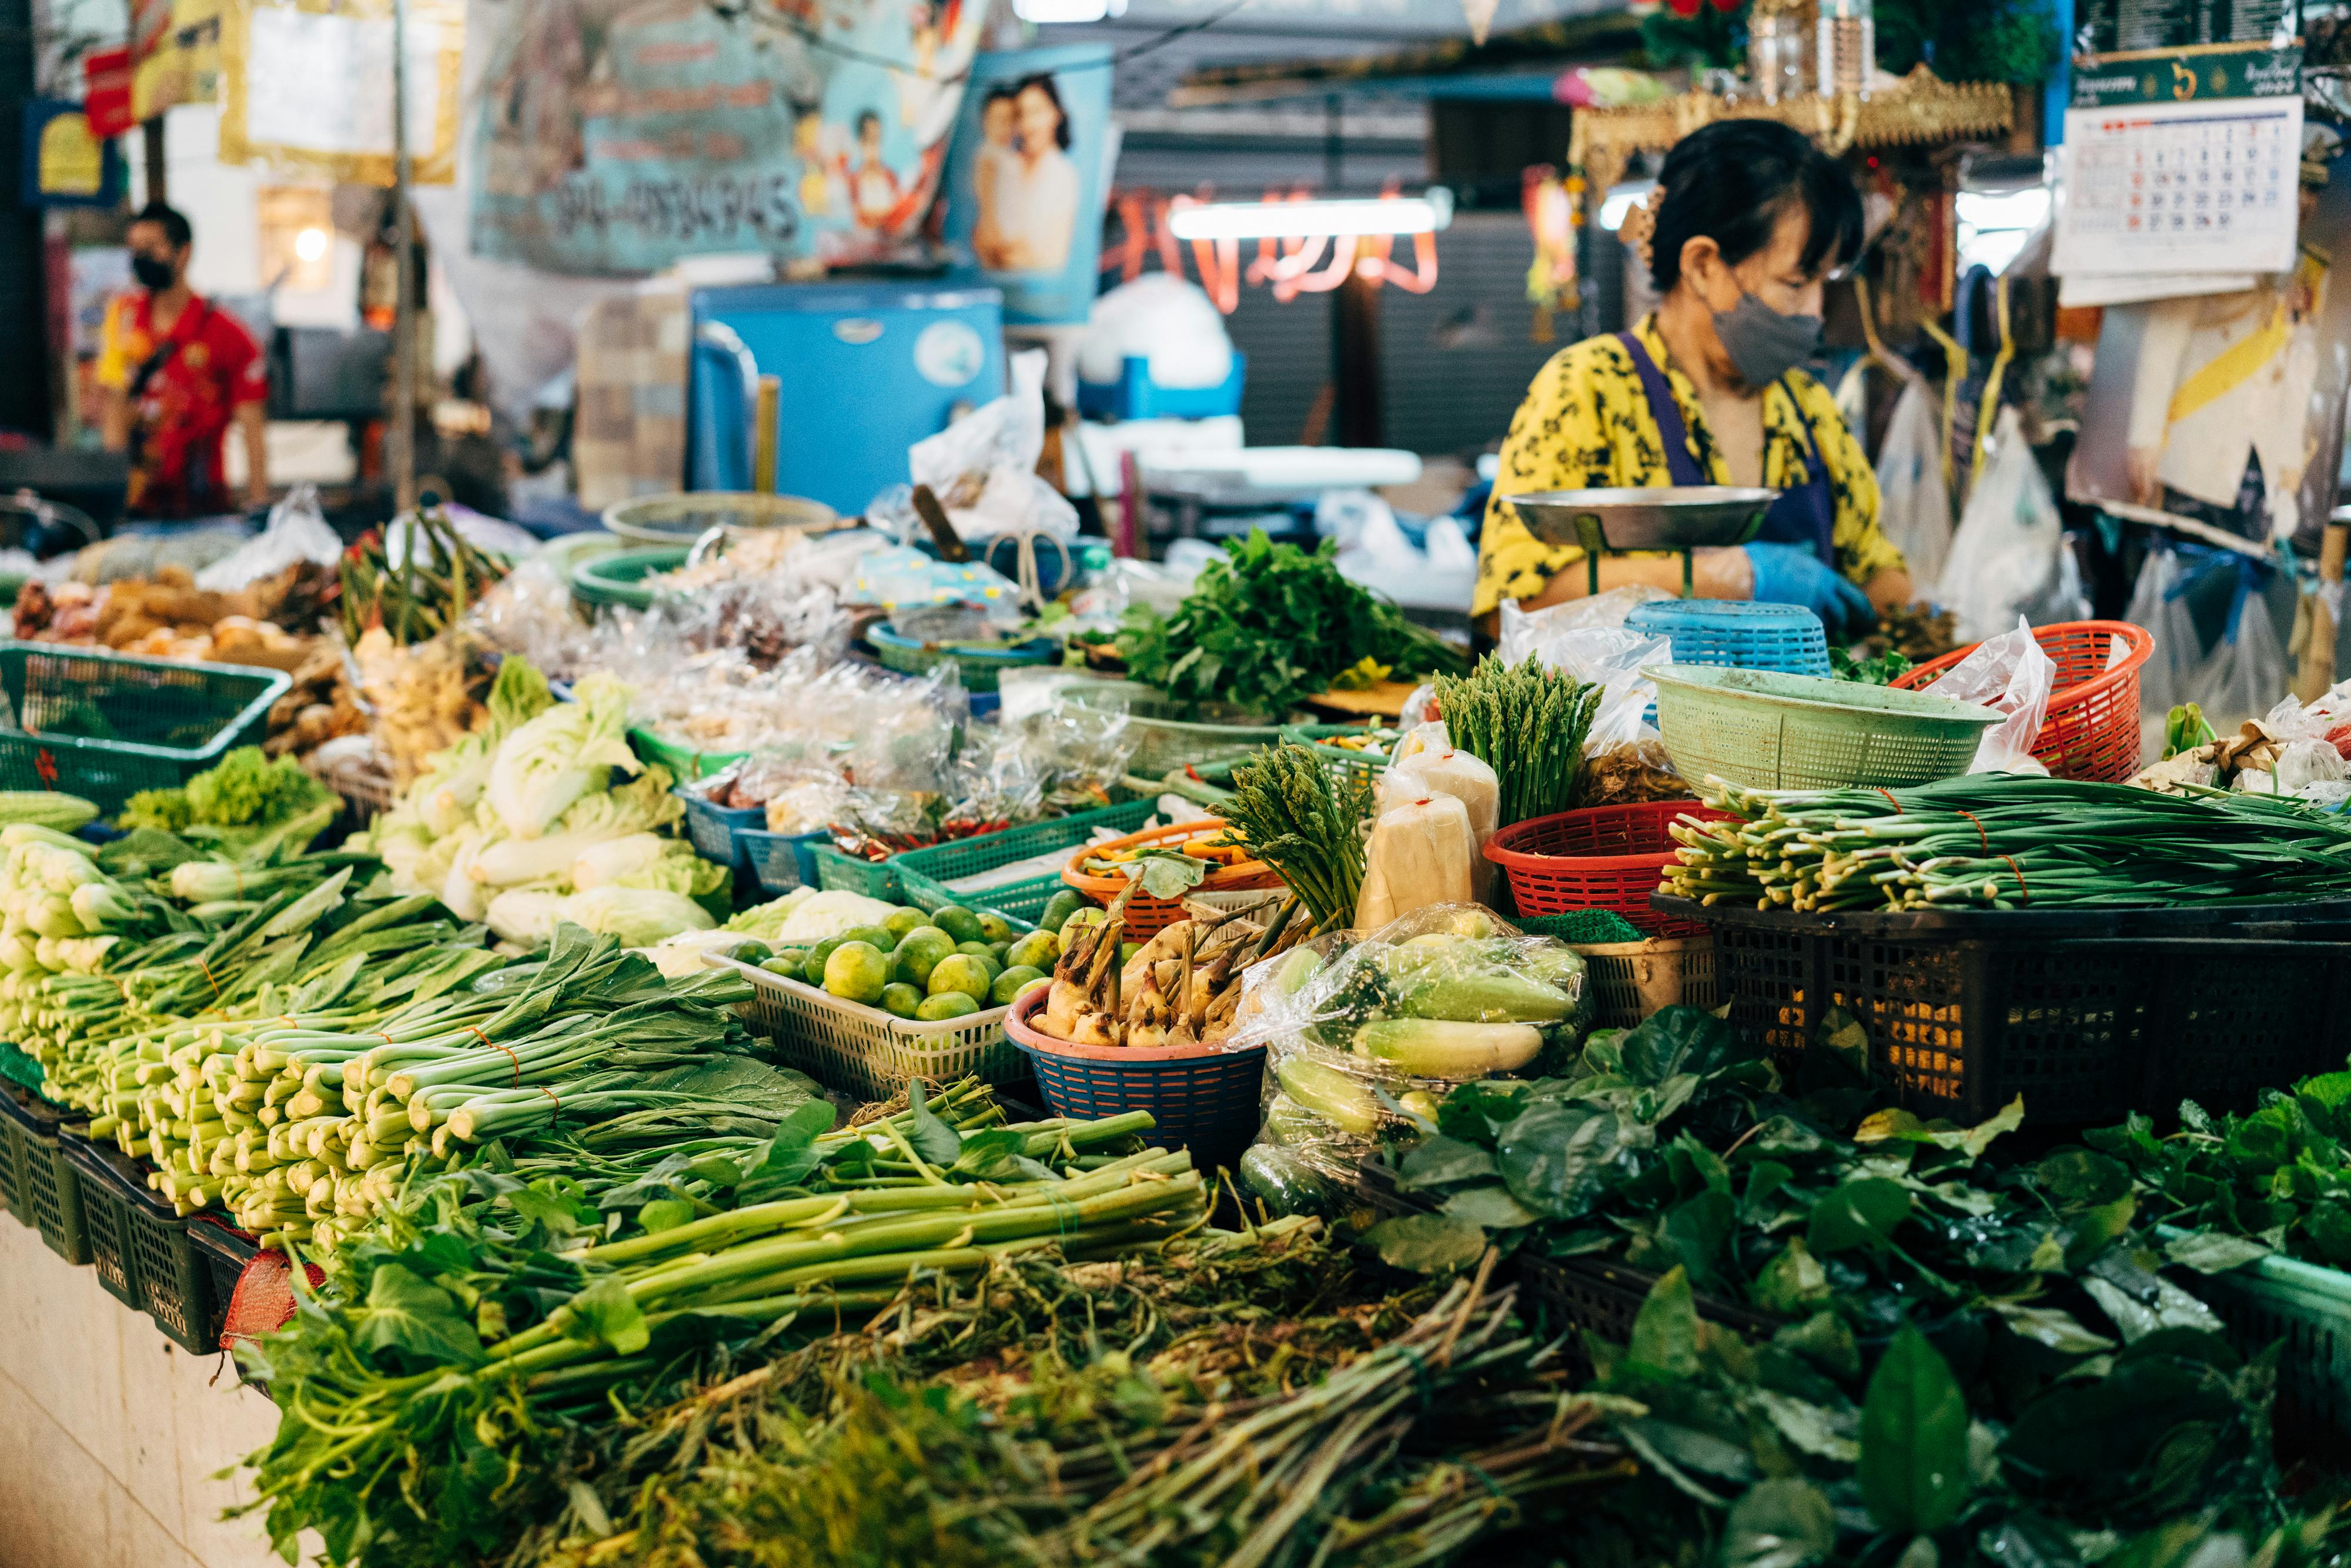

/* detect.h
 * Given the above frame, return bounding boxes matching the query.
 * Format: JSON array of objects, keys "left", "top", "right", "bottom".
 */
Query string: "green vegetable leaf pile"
[
  {"left": 1828, "top": 644, "right": 1916, "bottom": 686},
  {"left": 1373, "top": 1005, "right": 2298, "bottom": 1566},
  {"left": 2084, "top": 1072, "right": 2351, "bottom": 1269},
  {"left": 1113, "top": 529, "right": 1467, "bottom": 718},
  {"left": 121, "top": 744, "right": 334, "bottom": 850}
]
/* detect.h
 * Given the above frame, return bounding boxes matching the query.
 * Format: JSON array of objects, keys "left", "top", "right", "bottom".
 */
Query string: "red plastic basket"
[
  {"left": 1890, "top": 620, "right": 2153, "bottom": 783},
  {"left": 1002, "top": 987, "right": 1265, "bottom": 1169},
  {"left": 1484, "top": 801, "right": 1731, "bottom": 937}
]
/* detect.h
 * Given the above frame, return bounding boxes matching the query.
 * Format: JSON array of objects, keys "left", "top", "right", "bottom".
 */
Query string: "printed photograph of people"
[{"left": 973, "top": 73, "right": 1078, "bottom": 274}]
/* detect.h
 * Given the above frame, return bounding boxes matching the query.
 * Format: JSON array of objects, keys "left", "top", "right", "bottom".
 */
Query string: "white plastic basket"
[
  {"left": 1571, "top": 936, "right": 1717, "bottom": 1030},
  {"left": 710, "top": 954, "right": 1031, "bottom": 1102}
]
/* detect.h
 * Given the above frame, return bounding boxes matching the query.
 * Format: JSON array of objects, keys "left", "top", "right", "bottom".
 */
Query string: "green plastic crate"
[
  {"left": 629, "top": 727, "right": 747, "bottom": 784},
  {"left": 2, "top": 1086, "right": 86, "bottom": 1265},
  {"left": 893, "top": 799, "right": 1160, "bottom": 926},
  {"left": 570, "top": 546, "right": 688, "bottom": 612},
  {"left": 0, "top": 641, "right": 289, "bottom": 814},
  {"left": 812, "top": 845, "right": 903, "bottom": 902},
  {"left": 2193, "top": 1247, "right": 2351, "bottom": 1436}
]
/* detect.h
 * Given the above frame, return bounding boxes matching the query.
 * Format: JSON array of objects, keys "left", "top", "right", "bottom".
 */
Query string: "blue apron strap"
[
  {"left": 1617, "top": 331, "right": 1710, "bottom": 488},
  {"left": 1771, "top": 380, "right": 1840, "bottom": 568}
]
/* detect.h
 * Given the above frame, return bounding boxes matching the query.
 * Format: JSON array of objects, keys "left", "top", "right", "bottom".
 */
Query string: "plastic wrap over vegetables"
[{"left": 1231, "top": 905, "right": 1591, "bottom": 1207}]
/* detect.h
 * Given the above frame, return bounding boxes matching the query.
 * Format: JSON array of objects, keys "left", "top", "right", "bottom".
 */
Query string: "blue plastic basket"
[
  {"left": 1624, "top": 600, "right": 1831, "bottom": 678},
  {"left": 738, "top": 828, "right": 828, "bottom": 899},
  {"left": 678, "top": 790, "right": 764, "bottom": 874}
]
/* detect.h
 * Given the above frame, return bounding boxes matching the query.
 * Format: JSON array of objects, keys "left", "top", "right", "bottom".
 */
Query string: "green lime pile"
[{"left": 756, "top": 900, "right": 1060, "bottom": 1020}]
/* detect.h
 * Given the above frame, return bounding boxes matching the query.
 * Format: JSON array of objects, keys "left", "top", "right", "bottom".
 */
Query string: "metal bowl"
[{"left": 1501, "top": 486, "right": 1778, "bottom": 553}]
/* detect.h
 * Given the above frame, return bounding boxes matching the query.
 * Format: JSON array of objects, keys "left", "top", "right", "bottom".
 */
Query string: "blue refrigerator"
[{"left": 687, "top": 283, "right": 1006, "bottom": 515}]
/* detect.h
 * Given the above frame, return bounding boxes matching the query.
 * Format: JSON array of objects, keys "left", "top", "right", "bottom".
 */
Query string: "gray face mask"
[{"left": 1713, "top": 290, "right": 1821, "bottom": 388}]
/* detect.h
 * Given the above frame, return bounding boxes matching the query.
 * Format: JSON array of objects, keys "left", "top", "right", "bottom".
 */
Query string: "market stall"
[{"left": 0, "top": 471, "right": 2347, "bottom": 1568}]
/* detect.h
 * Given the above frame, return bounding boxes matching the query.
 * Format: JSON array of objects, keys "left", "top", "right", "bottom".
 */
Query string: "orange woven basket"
[
  {"left": 1890, "top": 620, "right": 2153, "bottom": 783},
  {"left": 1059, "top": 818, "right": 1285, "bottom": 937}
]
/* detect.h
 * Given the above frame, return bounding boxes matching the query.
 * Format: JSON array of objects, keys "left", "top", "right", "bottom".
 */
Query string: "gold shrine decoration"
[{"left": 1569, "top": 66, "right": 2014, "bottom": 218}]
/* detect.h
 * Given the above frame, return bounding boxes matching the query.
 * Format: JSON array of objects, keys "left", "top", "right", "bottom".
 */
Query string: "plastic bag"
[
  {"left": 1233, "top": 905, "right": 1592, "bottom": 1185},
  {"left": 1875, "top": 379, "right": 1954, "bottom": 592},
  {"left": 1381, "top": 743, "right": 1501, "bottom": 902},
  {"left": 196, "top": 484, "right": 342, "bottom": 592},
  {"left": 1922, "top": 615, "right": 2057, "bottom": 774},
  {"left": 1512, "top": 627, "right": 1672, "bottom": 750},
  {"left": 1935, "top": 407, "right": 2066, "bottom": 641},
  {"left": 2191, "top": 561, "right": 2290, "bottom": 734},
  {"left": 1355, "top": 795, "right": 1476, "bottom": 928},
  {"left": 2124, "top": 544, "right": 2206, "bottom": 760},
  {"left": 878, "top": 349, "right": 1079, "bottom": 545},
  {"left": 1497, "top": 585, "right": 1671, "bottom": 660}
]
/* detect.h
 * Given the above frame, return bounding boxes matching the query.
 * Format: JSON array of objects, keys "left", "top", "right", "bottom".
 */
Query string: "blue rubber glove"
[{"left": 1743, "top": 543, "right": 1875, "bottom": 638}]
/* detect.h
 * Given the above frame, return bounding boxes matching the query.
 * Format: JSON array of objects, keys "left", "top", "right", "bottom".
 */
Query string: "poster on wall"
[
  {"left": 218, "top": 0, "right": 465, "bottom": 185},
  {"left": 466, "top": 0, "right": 985, "bottom": 277},
  {"left": 2068, "top": 129, "right": 2351, "bottom": 553},
  {"left": 937, "top": 44, "right": 1113, "bottom": 325},
  {"left": 21, "top": 102, "right": 125, "bottom": 208},
  {"left": 132, "top": 0, "right": 223, "bottom": 120}
]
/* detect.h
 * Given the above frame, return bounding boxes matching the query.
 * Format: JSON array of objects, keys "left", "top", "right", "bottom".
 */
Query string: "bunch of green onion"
[{"left": 1661, "top": 774, "right": 2351, "bottom": 912}]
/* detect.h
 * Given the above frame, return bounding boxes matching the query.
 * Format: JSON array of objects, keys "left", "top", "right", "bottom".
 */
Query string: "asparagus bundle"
[
  {"left": 1222, "top": 741, "right": 1373, "bottom": 928},
  {"left": 1432, "top": 657, "right": 1603, "bottom": 826}
]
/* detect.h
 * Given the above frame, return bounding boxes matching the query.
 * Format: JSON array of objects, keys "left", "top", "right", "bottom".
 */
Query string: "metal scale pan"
[{"left": 1500, "top": 486, "right": 1778, "bottom": 596}]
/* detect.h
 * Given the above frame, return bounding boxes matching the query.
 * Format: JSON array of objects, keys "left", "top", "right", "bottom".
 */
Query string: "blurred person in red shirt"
[{"left": 96, "top": 202, "right": 270, "bottom": 519}]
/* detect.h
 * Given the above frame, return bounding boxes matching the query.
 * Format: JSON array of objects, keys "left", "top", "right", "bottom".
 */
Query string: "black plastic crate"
[
  {"left": 187, "top": 1218, "right": 260, "bottom": 1356},
  {"left": 123, "top": 1174, "right": 210, "bottom": 1354},
  {"left": 1656, "top": 895, "right": 2351, "bottom": 1127},
  {"left": 0, "top": 1095, "right": 22, "bottom": 1221},
  {"left": 1353, "top": 1158, "right": 1780, "bottom": 1370},
  {"left": 2, "top": 1088, "right": 86, "bottom": 1265},
  {"left": 64, "top": 1133, "right": 142, "bottom": 1307},
  {"left": 62, "top": 1134, "right": 141, "bottom": 1305}
]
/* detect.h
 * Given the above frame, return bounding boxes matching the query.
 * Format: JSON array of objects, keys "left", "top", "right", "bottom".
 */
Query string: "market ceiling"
[
  {"left": 1162, "top": 5, "right": 1640, "bottom": 105},
  {"left": 1113, "top": 0, "right": 1622, "bottom": 38}
]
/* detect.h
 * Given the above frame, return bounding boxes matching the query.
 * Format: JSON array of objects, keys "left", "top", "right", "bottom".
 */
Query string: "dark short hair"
[
  {"left": 1013, "top": 74, "right": 1072, "bottom": 151},
  {"left": 131, "top": 200, "right": 192, "bottom": 251},
  {"left": 856, "top": 109, "right": 880, "bottom": 135},
  {"left": 982, "top": 85, "right": 1017, "bottom": 107},
  {"left": 1647, "top": 121, "right": 1862, "bottom": 294}
]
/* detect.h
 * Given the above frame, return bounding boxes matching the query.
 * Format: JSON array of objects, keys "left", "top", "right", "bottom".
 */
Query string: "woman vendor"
[{"left": 1475, "top": 120, "right": 1913, "bottom": 637}]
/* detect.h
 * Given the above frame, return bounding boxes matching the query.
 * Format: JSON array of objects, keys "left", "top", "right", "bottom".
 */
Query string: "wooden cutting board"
[{"left": 1301, "top": 679, "right": 1422, "bottom": 721}]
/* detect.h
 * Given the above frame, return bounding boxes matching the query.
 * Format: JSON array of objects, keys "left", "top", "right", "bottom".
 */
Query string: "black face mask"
[{"left": 131, "top": 254, "right": 177, "bottom": 291}]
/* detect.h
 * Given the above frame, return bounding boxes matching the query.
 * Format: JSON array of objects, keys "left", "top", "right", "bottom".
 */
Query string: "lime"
[
  {"left": 1119, "top": 941, "right": 1141, "bottom": 965},
  {"left": 728, "top": 939, "right": 773, "bottom": 966},
  {"left": 986, "top": 941, "right": 1012, "bottom": 963},
  {"left": 840, "top": 924, "right": 897, "bottom": 954},
  {"left": 759, "top": 955, "right": 802, "bottom": 979},
  {"left": 976, "top": 911, "right": 1016, "bottom": 944},
  {"left": 991, "top": 964, "right": 1045, "bottom": 1005},
  {"left": 892, "top": 928, "right": 955, "bottom": 988},
  {"left": 1005, "top": 931, "right": 1059, "bottom": 971},
  {"left": 1040, "top": 890, "right": 1083, "bottom": 933},
  {"left": 1013, "top": 974, "right": 1051, "bottom": 1008},
  {"left": 955, "top": 940, "right": 1004, "bottom": 976},
  {"left": 928, "top": 954, "right": 993, "bottom": 1001},
  {"left": 1061, "top": 905, "right": 1108, "bottom": 937},
  {"left": 932, "top": 905, "right": 986, "bottom": 945},
  {"left": 916, "top": 992, "right": 981, "bottom": 1022},
  {"left": 800, "top": 937, "right": 846, "bottom": 986},
  {"left": 822, "top": 941, "right": 890, "bottom": 1005},
  {"left": 882, "top": 907, "right": 927, "bottom": 939},
  {"left": 880, "top": 982, "right": 924, "bottom": 1019}
]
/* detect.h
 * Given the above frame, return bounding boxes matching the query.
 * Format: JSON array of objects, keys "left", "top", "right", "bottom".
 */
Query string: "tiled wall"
[{"left": 0, "top": 1219, "right": 289, "bottom": 1568}]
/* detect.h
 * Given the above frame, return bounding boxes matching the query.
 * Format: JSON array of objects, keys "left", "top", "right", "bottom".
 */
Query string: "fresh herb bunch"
[
  {"left": 1114, "top": 529, "right": 1467, "bottom": 719},
  {"left": 1828, "top": 643, "right": 1915, "bottom": 686},
  {"left": 2083, "top": 1072, "right": 2351, "bottom": 1272},
  {"left": 1367, "top": 1006, "right": 2295, "bottom": 1564},
  {"left": 1221, "top": 741, "right": 1373, "bottom": 929},
  {"left": 1430, "top": 656, "right": 1601, "bottom": 825},
  {"left": 514, "top": 1263, "right": 1627, "bottom": 1568}
]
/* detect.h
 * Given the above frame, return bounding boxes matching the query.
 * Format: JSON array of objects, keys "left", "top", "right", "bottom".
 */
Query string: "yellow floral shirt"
[{"left": 1474, "top": 315, "right": 1906, "bottom": 617}]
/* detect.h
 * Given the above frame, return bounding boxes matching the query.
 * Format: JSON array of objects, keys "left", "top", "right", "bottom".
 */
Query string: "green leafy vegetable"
[{"left": 1113, "top": 529, "right": 1467, "bottom": 718}]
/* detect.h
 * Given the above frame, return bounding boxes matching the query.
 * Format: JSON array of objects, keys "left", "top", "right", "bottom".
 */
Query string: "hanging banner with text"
[{"left": 465, "top": 0, "right": 985, "bottom": 276}]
